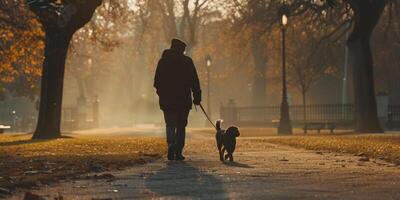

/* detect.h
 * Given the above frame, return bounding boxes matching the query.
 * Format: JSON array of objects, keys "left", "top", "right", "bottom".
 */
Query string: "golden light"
[
  {"left": 206, "top": 56, "right": 212, "bottom": 67},
  {"left": 282, "top": 14, "right": 288, "bottom": 26}
]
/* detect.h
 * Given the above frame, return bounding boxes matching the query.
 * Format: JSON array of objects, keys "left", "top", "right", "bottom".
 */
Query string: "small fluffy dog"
[{"left": 215, "top": 120, "right": 240, "bottom": 162}]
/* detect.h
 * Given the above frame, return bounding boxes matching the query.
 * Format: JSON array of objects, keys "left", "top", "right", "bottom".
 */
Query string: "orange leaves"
[
  {"left": 268, "top": 134, "right": 400, "bottom": 164},
  {"left": 0, "top": 29, "right": 14, "bottom": 39},
  {"left": 0, "top": 134, "right": 166, "bottom": 191},
  {"left": 0, "top": 15, "right": 44, "bottom": 96}
]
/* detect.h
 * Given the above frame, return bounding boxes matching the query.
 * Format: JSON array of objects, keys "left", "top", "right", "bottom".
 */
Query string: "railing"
[
  {"left": 220, "top": 104, "right": 355, "bottom": 127},
  {"left": 389, "top": 105, "right": 400, "bottom": 121},
  {"left": 387, "top": 105, "right": 400, "bottom": 128},
  {"left": 62, "top": 98, "right": 99, "bottom": 131}
]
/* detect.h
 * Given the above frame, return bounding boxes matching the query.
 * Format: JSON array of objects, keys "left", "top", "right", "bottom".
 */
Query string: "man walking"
[{"left": 154, "top": 38, "right": 202, "bottom": 161}]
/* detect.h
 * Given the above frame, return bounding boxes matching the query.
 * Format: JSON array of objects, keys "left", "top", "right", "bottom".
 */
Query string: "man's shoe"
[{"left": 175, "top": 154, "right": 185, "bottom": 161}]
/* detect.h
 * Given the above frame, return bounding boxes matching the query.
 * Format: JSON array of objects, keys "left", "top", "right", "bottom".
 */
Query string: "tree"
[
  {"left": 249, "top": 32, "right": 268, "bottom": 105},
  {"left": 229, "top": 0, "right": 281, "bottom": 106},
  {"left": 287, "top": 31, "right": 339, "bottom": 122},
  {"left": 149, "top": 0, "right": 212, "bottom": 54},
  {"left": 373, "top": 5, "right": 400, "bottom": 94},
  {"left": 278, "top": 0, "right": 397, "bottom": 132},
  {"left": 0, "top": 1, "right": 43, "bottom": 100},
  {"left": 27, "top": 0, "right": 102, "bottom": 139},
  {"left": 345, "top": 0, "right": 387, "bottom": 133},
  {"left": 233, "top": 0, "right": 398, "bottom": 132},
  {"left": 66, "top": 0, "right": 132, "bottom": 102}
]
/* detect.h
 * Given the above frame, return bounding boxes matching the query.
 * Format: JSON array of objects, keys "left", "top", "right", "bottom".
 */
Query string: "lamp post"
[
  {"left": 12, "top": 110, "right": 17, "bottom": 132},
  {"left": 206, "top": 56, "right": 212, "bottom": 124},
  {"left": 278, "top": 5, "right": 293, "bottom": 135}
]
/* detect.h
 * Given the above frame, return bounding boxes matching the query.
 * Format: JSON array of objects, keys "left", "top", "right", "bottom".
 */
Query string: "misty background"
[{"left": 1, "top": 0, "right": 399, "bottom": 131}]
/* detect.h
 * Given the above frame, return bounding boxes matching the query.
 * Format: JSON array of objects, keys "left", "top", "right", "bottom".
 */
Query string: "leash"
[{"left": 196, "top": 104, "right": 217, "bottom": 129}]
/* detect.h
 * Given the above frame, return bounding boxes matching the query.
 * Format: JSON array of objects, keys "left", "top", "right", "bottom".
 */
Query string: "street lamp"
[
  {"left": 206, "top": 56, "right": 212, "bottom": 68},
  {"left": 205, "top": 55, "right": 212, "bottom": 125},
  {"left": 281, "top": 14, "right": 288, "bottom": 26},
  {"left": 278, "top": 4, "right": 293, "bottom": 135},
  {"left": 11, "top": 110, "right": 17, "bottom": 132}
]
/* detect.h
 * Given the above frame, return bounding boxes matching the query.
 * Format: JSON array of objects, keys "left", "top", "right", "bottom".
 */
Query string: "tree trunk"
[
  {"left": 29, "top": 0, "right": 102, "bottom": 139},
  {"left": 33, "top": 31, "right": 73, "bottom": 139},
  {"left": 302, "top": 90, "right": 306, "bottom": 123},
  {"left": 347, "top": 0, "right": 385, "bottom": 133},
  {"left": 251, "top": 36, "right": 267, "bottom": 106},
  {"left": 348, "top": 37, "right": 382, "bottom": 133}
]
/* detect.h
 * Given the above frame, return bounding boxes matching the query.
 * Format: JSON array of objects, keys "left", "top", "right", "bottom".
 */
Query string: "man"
[{"left": 154, "top": 38, "right": 201, "bottom": 161}]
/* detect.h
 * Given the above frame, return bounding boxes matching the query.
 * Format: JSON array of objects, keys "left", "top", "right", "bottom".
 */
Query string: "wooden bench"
[
  {"left": 0, "top": 125, "right": 11, "bottom": 134},
  {"left": 303, "top": 122, "right": 335, "bottom": 134},
  {"left": 271, "top": 119, "right": 280, "bottom": 127}
]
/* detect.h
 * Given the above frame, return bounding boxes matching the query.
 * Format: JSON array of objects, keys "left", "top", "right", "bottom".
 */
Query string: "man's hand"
[
  {"left": 193, "top": 98, "right": 201, "bottom": 105},
  {"left": 193, "top": 91, "right": 201, "bottom": 106}
]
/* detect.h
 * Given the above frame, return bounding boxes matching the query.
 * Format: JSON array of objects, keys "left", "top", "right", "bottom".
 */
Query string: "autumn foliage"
[{"left": 0, "top": 1, "right": 44, "bottom": 99}]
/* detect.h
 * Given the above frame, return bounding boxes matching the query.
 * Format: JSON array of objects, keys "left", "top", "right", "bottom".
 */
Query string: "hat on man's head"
[{"left": 171, "top": 38, "right": 187, "bottom": 50}]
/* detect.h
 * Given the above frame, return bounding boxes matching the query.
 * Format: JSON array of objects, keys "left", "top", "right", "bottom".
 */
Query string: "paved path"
[{"left": 11, "top": 133, "right": 400, "bottom": 200}]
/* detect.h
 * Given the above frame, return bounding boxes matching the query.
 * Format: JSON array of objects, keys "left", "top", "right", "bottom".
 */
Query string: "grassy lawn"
[
  {"left": 192, "top": 128, "right": 400, "bottom": 165},
  {"left": 191, "top": 127, "right": 352, "bottom": 137},
  {"left": 0, "top": 134, "right": 166, "bottom": 191},
  {"left": 191, "top": 127, "right": 279, "bottom": 136},
  {"left": 266, "top": 134, "right": 400, "bottom": 165}
]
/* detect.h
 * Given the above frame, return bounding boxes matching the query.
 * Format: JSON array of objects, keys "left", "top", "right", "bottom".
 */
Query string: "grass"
[
  {"left": 191, "top": 127, "right": 279, "bottom": 137},
  {"left": 265, "top": 134, "right": 400, "bottom": 165},
  {"left": 192, "top": 127, "right": 400, "bottom": 165},
  {"left": 2, "top": 128, "right": 400, "bottom": 193},
  {"left": 0, "top": 134, "right": 166, "bottom": 191},
  {"left": 191, "top": 127, "right": 353, "bottom": 137}
]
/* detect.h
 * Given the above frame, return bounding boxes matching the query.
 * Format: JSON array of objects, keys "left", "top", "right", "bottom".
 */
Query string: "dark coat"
[{"left": 154, "top": 49, "right": 201, "bottom": 111}]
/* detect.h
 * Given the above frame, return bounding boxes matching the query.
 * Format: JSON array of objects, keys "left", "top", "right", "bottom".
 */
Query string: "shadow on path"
[
  {"left": 145, "top": 161, "right": 227, "bottom": 199},
  {"left": 223, "top": 161, "right": 254, "bottom": 168}
]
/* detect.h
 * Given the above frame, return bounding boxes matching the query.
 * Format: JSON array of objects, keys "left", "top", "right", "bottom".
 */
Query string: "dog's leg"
[
  {"left": 225, "top": 150, "right": 234, "bottom": 162},
  {"left": 225, "top": 146, "right": 234, "bottom": 162},
  {"left": 221, "top": 147, "right": 227, "bottom": 161},
  {"left": 230, "top": 141, "right": 236, "bottom": 162},
  {"left": 217, "top": 138, "right": 223, "bottom": 161},
  {"left": 218, "top": 147, "right": 224, "bottom": 161},
  {"left": 229, "top": 153, "right": 234, "bottom": 162}
]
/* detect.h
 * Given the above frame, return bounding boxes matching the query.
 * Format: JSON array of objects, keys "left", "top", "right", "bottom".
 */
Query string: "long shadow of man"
[
  {"left": 154, "top": 38, "right": 202, "bottom": 161},
  {"left": 145, "top": 162, "right": 227, "bottom": 199}
]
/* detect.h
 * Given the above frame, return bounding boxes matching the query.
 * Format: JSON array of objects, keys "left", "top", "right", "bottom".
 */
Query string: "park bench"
[
  {"left": 303, "top": 122, "right": 335, "bottom": 134},
  {"left": 271, "top": 119, "right": 280, "bottom": 127},
  {"left": 0, "top": 125, "right": 11, "bottom": 134}
]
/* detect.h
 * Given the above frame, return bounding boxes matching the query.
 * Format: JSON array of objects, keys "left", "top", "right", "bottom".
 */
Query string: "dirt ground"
[{"left": 9, "top": 131, "right": 400, "bottom": 200}]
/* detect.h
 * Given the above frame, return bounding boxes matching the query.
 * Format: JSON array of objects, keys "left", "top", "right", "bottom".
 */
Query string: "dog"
[{"left": 215, "top": 120, "right": 240, "bottom": 162}]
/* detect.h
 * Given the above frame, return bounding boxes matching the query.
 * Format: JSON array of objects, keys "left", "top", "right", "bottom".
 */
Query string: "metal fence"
[
  {"left": 61, "top": 98, "right": 99, "bottom": 131},
  {"left": 388, "top": 105, "right": 400, "bottom": 128},
  {"left": 220, "top": 104, "right": 355, "bottom": 127},
  {"left": 389, "top": 105, "right": 400, "bottom": 121}
]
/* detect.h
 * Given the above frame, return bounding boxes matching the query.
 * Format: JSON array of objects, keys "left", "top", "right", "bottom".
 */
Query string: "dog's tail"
[{"left": 216, "top": 119, "right": 223, "bottom": 131}]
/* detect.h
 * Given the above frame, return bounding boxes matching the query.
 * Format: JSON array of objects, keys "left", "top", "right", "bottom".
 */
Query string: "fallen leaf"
[
  {"left": 356, "top": 152, "right": 365, "bottom": 157},
  {"left": 24, "top": 170, "right": 39, "bottom": 175},
  {"left": 0, "top": 187, "right": 11, "bottom": 195},
  {"left": 358, "top": 157, "right": 370, "bottom": 162},
  {"left": 23, "top": 192, "right": 44, "bottom": 200}
]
